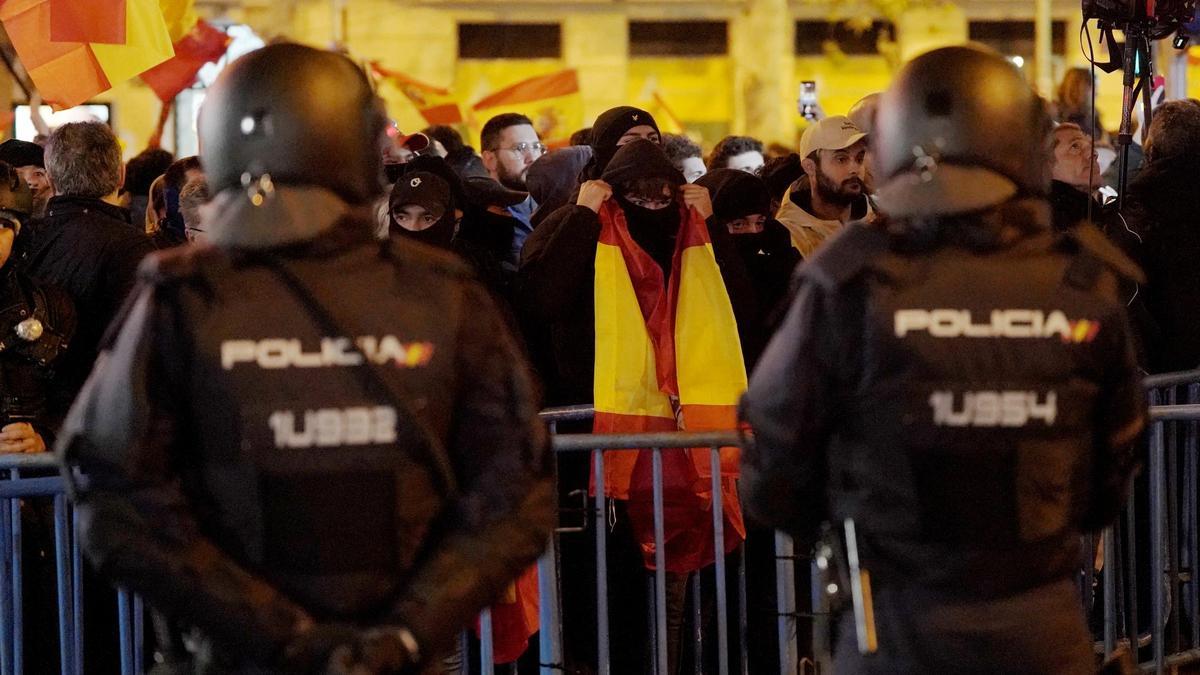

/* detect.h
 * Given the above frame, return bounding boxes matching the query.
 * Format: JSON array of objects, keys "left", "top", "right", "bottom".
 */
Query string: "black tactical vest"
[
  {"left": 805, "top": 218, "right": 1141, "bottom": 597},
  {"left": 150, "top": 223, "right": 469, "bottom": 618}
]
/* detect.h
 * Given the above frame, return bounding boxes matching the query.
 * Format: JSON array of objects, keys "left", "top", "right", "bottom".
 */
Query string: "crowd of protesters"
[{"left": 0, "top": 55, "right": 1194, "bottom": 672}]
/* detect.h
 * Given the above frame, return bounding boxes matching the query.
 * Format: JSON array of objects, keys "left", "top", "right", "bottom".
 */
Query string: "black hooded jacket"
[
  {"left": 517, "top": 140, "right": 757, "bottom": 404},
  {"left": 1124, "top": 155, "right": 1200, "bottom": 372},
  {"left": 528, "top": 146, "right": 593, "bottom": 229},
  {"left": 697, "top": 170, "right": 800, "bottom": 365}
]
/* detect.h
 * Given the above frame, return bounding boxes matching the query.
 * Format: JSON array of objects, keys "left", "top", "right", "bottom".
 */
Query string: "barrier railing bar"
[
  {"left": 538, "top": 406, "right": 596, "bottom": 424},
  {"left": 1144, "top": 370, "right": 1200, "bottom": 389},
  {"left": 651, "top": 448, "right": 668, "bottom": 675},
  {"left": 709, "top": 447, "right": 729, "bottom": 675},
  {"left": 554, "top": 432, "right": 742, "bottom": 453},
  {"left": 1149, "top": 404, "right": 1200, "bottom": 421},
  {"left": 1126, "top": 486, "right": 1141, "bottom": 665},
  {"left": 593, "top": 450, "right": 609, "bottom": 675},
  {"left": 119, "top": 590, "right": 133, "bottom": 675}
]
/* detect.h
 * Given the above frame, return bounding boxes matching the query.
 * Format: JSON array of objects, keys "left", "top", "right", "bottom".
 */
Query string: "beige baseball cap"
[{"left": 799, "top": 115, "right": 868, "bottom": 159}]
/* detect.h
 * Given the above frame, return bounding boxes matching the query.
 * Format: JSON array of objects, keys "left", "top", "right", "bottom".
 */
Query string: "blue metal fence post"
[
  {"left": 593, "top": 450, "right": 610, "bottom": 675},
  {"left": 536, "top": 535, "right": 562, "bottom": 675},
  {"left": 10, "top": 468, "right": 23, "bottom": 674},
  {"left": 118, "top": 589, "right": 133, "bottom": 675},
  {"left": 1, "top": 484, "right": 14, "bottom": 675},
  {"left": 71, "top": 505, "right": 83, "bottom": 675},
  {"left": 1150, "top": 409, "right": 1166, "bottom": 673},
  {"left": 737, "top": 543, "right": 748, "bottom": 675},
  {"left": 479, "top": 608, "right": 496, "bottom": 675},
  {"left": 709, "top": 447, "right": 729, "bottom": 675},
  {"left": 53, "top": 494, "right": 74, "bottom": 675},
  {"left": 691, "top": 573, "right": 702, "bottom": 675},
  {"left": 773, "top": 532, "right": 797, "bottom": 675},
  {"left": 651, "top": 449, "right": 668, "bottom": 675},
  {"left": 1104, "top": 527, "right": 1116, "bottom": 657},
  {"left": 1189, "top": 383, "right": 1200, "bottom": 651}
]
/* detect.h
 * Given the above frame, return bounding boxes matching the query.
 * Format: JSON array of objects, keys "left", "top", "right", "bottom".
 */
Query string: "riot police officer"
[
  {"left": 57, "top": 43, "right": 554, "bottom": 673},
  {"left": 739, "top": 45, "right": 1145, "bottom": 674}
]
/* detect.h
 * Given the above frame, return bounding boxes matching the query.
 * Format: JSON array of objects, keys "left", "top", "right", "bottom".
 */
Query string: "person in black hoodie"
[
  {"left": 1124, "top": 99, "right": 1200, "bottom": 373},
  {"left": 520, "top": 139, "right": 757, "bottom": 674},
  {"left": 519, "top": 139, "right": 744, "bottom": 407},
  {"left": 527, "top": 145, "right": 593, "bottom": 228},
  {"left": 696, "top": 169, "right": 800, "bottom": 366}
]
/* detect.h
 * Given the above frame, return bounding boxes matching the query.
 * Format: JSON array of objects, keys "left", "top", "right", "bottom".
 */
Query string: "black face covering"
[
  {"left": 603, "top": 139, "right": 686, "bottom": 274},
  {"left": 388, "top": 172, "right": 457, "bottom": 249}
]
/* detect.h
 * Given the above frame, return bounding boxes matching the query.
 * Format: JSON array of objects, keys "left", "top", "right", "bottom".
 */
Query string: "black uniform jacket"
[
  {"left": 741, "top": 204, "right": 1147, "bottom": 598},
  {"left": 56, "top": 186, "right": 555, "bottom": 668}
]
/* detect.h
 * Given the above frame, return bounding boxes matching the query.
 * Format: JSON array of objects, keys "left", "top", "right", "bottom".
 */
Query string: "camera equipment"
[{"left": 1082, "top": 0, "right": 1198, "bottom": 204}]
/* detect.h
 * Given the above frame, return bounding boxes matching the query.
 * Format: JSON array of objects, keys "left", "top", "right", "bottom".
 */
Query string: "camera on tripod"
[{"left": 1082, "top": 0, "right": 1196, "bottom": 37}]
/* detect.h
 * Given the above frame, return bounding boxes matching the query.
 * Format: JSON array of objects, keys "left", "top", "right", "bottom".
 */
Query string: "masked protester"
[
  {"left": 696, "top": 169, "right": 799, "bottom": 365},
  {"left": 740, "top": 46, "right": 1145, "bottom": 675},
  {"left": 520, "top": 139, "right": 748, "bottom": 674},
  {"left": 389, "top": 171, "right": 457, "bottom": 249},
  {"left": 57, "top": 43, "right": 553, "bottom": 674}
]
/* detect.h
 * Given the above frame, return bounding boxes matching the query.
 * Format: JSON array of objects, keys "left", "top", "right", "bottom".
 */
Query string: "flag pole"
[{"left": 0, "top": 41, "right": 32, "bottom": 101}]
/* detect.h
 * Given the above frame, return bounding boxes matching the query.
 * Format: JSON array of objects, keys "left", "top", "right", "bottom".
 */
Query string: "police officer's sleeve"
[
  {"left": 739, "top": 278, "right": 842, "bottom": 542},
  {"left": 57, "top": 282, "right": 312, "bottom": 663},
  {"left": 387, "top": 282, "right": 555, "bottom": 656},
  {"left": 1083, "top": 304, "right": 1148, "bottom": 532}
]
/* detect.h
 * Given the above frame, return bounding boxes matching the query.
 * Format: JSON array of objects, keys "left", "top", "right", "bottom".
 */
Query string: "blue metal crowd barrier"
[
  {"left": 1099, "top": 371, "right": 1200, "bottom": 674},
  {"left": 6, "top": 373, "right": 1200, "bottom": 675},
  {"left": 0, "top": 452, "right": 143, "bottom": 675}
]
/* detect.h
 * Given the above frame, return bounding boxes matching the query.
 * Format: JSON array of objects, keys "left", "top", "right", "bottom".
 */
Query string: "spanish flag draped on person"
[{"left": 592, "top": 138, "right": 747, "bottom": 572}]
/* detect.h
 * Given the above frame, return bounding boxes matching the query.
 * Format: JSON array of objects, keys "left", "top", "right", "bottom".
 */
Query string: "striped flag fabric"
[
  {"left": 592, "top": 198, "right": 747, "bottom": 572},
  {"left": 1, "top": 0, "right": 174, "bottom": 109},
  {"left": 471, "top": 69, "right": 581, "bottom": 145},
  {"left": 370, "top": 62, "right": 463, "bottom": 126},
  {"left": 140, "top": 18, "right": 230, "bottom": 102}
]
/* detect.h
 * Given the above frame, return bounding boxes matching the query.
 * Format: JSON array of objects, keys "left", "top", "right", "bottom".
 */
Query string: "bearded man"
[{"left": 776, "top": 116, "right": 875, "bottom": 257}]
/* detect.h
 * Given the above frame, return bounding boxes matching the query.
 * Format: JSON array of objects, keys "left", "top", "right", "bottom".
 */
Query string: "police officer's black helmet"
[
  {"left": 873, "top": 45, "right": 1054, "bottom": 218},
  {"left": 198, "top": 43, "right": 388, "bottom": 206}
]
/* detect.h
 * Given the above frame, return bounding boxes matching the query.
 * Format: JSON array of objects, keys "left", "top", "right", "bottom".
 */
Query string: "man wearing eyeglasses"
[{"left": 480, "top": 113, "right": 546, "bottom": 267}]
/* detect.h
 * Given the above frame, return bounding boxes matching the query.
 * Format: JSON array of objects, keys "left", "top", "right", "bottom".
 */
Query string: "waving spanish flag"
[
  {"left": 370, "top": 62, "right": 463, "bottom": 126},
  {"left": 1, "top": 0, "right": 174, "bottom": 109},
  {"left": 471, "top": 69, "right": 581, "bottom": 146},
  {"left": 593, "top": 197, "right": 747, "bottom": 573}
]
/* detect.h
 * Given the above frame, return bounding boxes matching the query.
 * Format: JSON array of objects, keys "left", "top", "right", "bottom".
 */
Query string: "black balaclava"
[
  {"left": 587, "top": 106, "right": 660, "bottom": 180},
  {"left": 388, "top": 171, "right": 456, "bottom": 249},
  {"left": 696, "top": 168, "right": 784, "bottom": 260},
  {"left": 601, "top": 138, "right": 683, "bottom": 274}
]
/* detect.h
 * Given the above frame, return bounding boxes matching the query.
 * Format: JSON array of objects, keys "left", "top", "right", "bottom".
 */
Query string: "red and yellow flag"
[
  {"left": 1, "top": 0, "right": 174, "bottom": 109},
  {"left": 471, "top": 69, "right": 581, "bottom": 146},
  {"left": 370, "top": 62, "right": 463, "bottom": 126},
  {"left": 593, "top": 200, "right": 747, "bottom": 573},
  {"left": 140, "top": 19, "right": 229, "bottom": 102}
]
